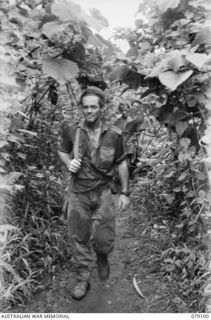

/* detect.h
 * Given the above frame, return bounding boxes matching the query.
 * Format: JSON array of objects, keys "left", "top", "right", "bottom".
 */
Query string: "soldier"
[
  {"left": 114, "top": 102, "right": 142, "bottom": 167},
  {"left": 114, "top": 102, "right": 132, "bottom": 132},
  {"left": 58, "top": 87, "right": 130, "bottom": 300}
]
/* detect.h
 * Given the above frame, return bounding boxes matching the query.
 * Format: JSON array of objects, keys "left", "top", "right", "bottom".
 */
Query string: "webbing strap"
[{"left": 73, "top": 126, "right": 81, "bottom": 160}]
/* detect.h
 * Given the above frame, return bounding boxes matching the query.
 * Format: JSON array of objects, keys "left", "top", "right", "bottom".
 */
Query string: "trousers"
[{"left": 63, "top": 186, "right": 116, "bottom": 280}]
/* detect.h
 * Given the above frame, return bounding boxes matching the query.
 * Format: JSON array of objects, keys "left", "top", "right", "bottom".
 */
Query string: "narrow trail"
[{"left": 10, "top": 191, "right": 172, "bottom": 313}]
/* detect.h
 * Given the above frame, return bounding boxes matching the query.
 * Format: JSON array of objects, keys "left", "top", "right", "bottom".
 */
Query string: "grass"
[{"left": 130, "top": 157, "right": 209, "bottom": 312}]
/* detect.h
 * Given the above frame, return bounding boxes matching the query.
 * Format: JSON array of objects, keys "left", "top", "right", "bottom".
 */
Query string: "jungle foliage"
[
  {"left": 111, "top": 0, "right": 211, "bottom": 312},
  {"left": 0, "top": 0, "right": 211, "bottom": 312}
]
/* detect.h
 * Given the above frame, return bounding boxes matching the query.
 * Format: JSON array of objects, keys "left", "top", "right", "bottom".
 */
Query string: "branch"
[
  {"left": 133, "top": 275, "right": 148, "bottom": 303},
  {"left": 52, "top": 33, "right": 76, "bottom": 59},
  {"left": 65, "top": 83, "right": 74, "bottom": 117},
  {"left": 140, "top": 125, "right": 162, "bottom": 156},
  {"left": 38, "top": 87, "right": 50, "bottom": 104},
  {"left": 198, "top": 104, "right": 209, "bottom": 127},
  {"left": 21, "top": 83, "right": 49, "bottom": 105},
  {"left": 194, "top": 203, "right": 205, "bottom": 223},
  {"left": 69, "top": 82, "right": 78, "bottom": 105},
  {"left": 20, "top": 94, "right": 31, "bottom": 104}
]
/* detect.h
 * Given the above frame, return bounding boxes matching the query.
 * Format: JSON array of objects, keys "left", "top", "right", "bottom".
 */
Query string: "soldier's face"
[
  {"left": 81, "top": 95, "right": 102, "bottom": 124},
  {"left": 120, "top": 106, "right": 129, "bottom": 119}
]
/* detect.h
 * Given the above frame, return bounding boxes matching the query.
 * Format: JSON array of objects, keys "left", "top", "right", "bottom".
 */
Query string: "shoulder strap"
[{"left": 73, "top": 126, "right": 81, "bottom": 160}]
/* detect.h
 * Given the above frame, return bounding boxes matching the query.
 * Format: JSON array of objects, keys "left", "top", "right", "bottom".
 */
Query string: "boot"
[
  {"left": 96, "top": 253, "right": 110, "bottom": 281},
  {"left": 71, "top": 280, "right": 90, "bottom": 300}
]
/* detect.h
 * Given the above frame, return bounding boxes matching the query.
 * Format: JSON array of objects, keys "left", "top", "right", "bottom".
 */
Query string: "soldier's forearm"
[
  {"left": 118, "top": 160, "right": 129, "bottom": 193},
  {"left": 58, "top": 150, "right": 71, "bottom": 168}
]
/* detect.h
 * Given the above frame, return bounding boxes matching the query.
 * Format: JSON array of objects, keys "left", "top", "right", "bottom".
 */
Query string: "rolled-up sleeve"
[
  {"left": 114, "top": 134, "right": 128, "bottom": 164},
  {"left": 58, "top": 125, "right": 73, "bottom": 154}
]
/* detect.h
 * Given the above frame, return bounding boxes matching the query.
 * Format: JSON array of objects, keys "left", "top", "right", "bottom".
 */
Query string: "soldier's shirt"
[
  {"left": 59, "top": 120, "right": 127, "bottom": 193},
  {"left": 114, "top": 116, "right": 135, "bottom": 155},
  {"left": 113, "top": 116, "right": 133, "bottom": 132}
]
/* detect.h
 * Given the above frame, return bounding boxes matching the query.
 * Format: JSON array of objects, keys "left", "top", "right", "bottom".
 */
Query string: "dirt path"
[{"left": 10, "top": 193, "right": 172, "bottom": 313}]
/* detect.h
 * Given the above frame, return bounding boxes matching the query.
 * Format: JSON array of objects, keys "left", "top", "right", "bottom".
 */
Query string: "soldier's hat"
[{"left": 80, "top": 86, "right": 106, "bottom": 104}]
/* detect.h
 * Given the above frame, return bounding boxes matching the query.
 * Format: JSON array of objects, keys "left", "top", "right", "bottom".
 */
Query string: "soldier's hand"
[
  {"left": 118, "top": 194, "right": 130, "bottom": 211},
  {"left": 68, "top": 159, "right": 82, "bottom": 173}
]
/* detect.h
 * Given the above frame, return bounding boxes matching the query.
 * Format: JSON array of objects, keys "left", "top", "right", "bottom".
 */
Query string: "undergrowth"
[
  {"left": 132, "top": 140, "right": 209, "bottom": 312},
  {"left": 2, "top": 114, "right": 72, "bottom": 308}
]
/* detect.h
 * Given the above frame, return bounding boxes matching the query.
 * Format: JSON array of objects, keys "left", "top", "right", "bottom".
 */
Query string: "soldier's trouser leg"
[
  {"left": 67, "top": 188, "right": 116, "bottom": 280},
  {"left": 67, "top": 192, "right": 92, "bottom": 281},
  {"left": 91, "top": 189, "right": 116, "bottom": 256}
]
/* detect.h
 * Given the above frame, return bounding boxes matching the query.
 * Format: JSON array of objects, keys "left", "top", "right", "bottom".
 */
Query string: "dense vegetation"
[{"left": 0, "top": 0, "right": 211, "bottom": 312}]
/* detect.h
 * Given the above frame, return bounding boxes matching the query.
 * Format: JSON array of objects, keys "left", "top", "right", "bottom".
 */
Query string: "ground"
[{"left": 9, "top": 189, "right": 173, "bottom": 313}]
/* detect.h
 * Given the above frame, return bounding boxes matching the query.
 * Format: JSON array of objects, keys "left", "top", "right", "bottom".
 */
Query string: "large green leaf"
[
  {"left": 89, "top": 8, "right": 109, "bottom": 29},
  {"left": 95, "top": 34, "right": 111, "bottom": 48},
  {"left": 168, "top": 55, "right": 186, "bottom": 72},
  {"left": 146, "top": 60, "right": 168, "bottom": 78},
  {"left": 109, "top": 65, "right": 130, "bottom": 82},
  {"left": 51, "top": 0, "right": 107, "bottom": 31},
  {"left": 43, "top": 58, "right": 79, "bottom": 84},
  {"left": 156, "top": 0, "right": 181, "bottom": 13},
  {"left": 31, "top": 7, "right": 46, "bottom": 20},
  {"left": 147, "top": 51, "right": 187, "bottom": 78},
  {"left": 186, "top": 53, "right": 211, "bottom": 70},
  {"left": 0, "top": 140, "right": 8, "bottom": 149},
  {"left": 8, "top": 172, "right": 23, "bottom": 181},
  {"left": 192, "top": 27, "right": 211, "bottom": 46},
  {"left": 203, "top": 19, "right": 211, "bottom": 29},
  {"left": 0, "top": 96, "right": 11, "bottom": 111},
  {"left": 0, "top": 117, "right": 10, "bottom": 132},
  {"left": 84, "top": 14, "right": 108, "bottom": 31},
  {"left": 176, "top": 121, "right": 188, "bottom": 136},
  {"left": 158, "top": 70, "right": 193, "bottom": 91},
  {"left": 204, "top": 92, "right": 211, "bottom": 110},
  {"left": 159, "top": 110, "right": 188, "bottom": 124},
  {"left": 0, "top": 73, "right": 17, "bottom": 87},
  {"left": 39, "top": 14, "right": 58, "bottom": 28},
  {"left": 51, "top": 1, "right": 80, "bottom": 21},
  {"left": 179, "top": 138, "right": 191, "bottom": 150},
  {"left": 42, "top": 21, "right": 71, "bottom": 38},
  {"left": 0, "top": 175, "right": 13, "bottom": 192},
  {"left": 81, "top": 26, "right": 103, "bottom": 48}
]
